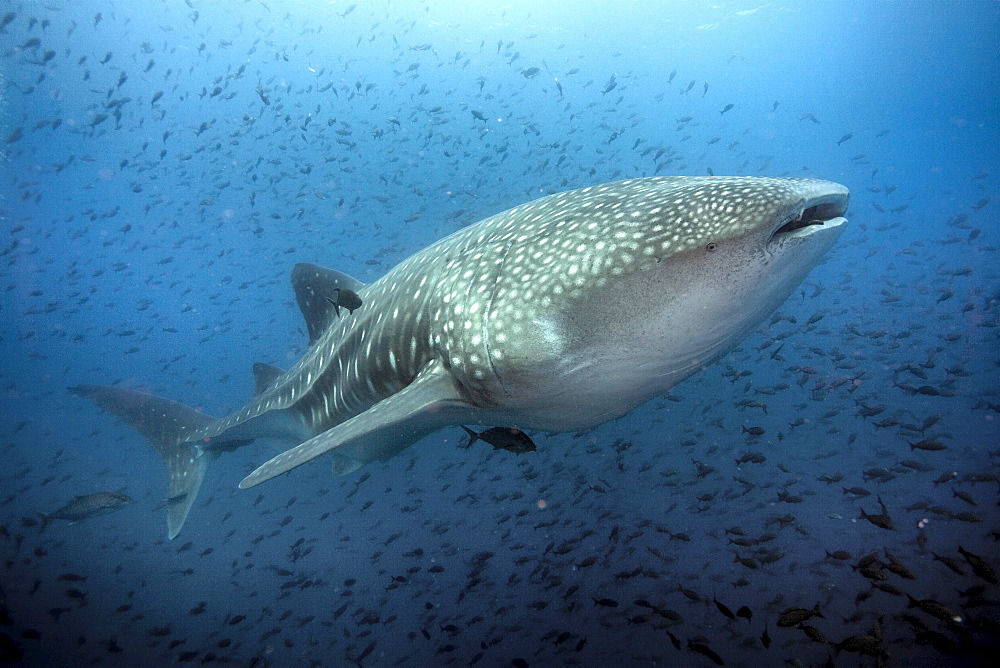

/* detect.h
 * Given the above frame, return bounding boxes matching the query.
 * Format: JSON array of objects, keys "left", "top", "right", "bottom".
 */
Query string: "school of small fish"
[{"left": 0, "top": 2, "right": 997, "bottom": 666}]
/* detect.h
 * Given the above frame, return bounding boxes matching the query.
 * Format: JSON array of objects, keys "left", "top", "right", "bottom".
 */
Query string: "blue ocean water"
[{"left": 1, "top": 0, "right": 998, "bottom": 665}]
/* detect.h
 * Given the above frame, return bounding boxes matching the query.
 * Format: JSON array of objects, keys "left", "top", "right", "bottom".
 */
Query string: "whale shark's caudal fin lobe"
[
  {"left": 239, "top": 359, "right": 475, "bottom": 488},
  {"left": 68, "top": 385, "right": 220, "bottom": 539},
  {"left": 291, "top": 263, "right": 368, "bottom": 344},
  {"left": 163, "top": 448, "right": 212, "bottom": 540}
]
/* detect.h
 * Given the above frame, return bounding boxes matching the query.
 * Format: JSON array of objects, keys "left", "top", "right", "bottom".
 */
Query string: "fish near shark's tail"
[{"left": 68, "top": 385, "right": 222, "bottom": 539}]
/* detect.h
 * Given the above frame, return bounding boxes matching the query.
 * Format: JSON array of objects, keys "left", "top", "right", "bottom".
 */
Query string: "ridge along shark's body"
[{"left": 71, "top": 176, "right": 849, "bottom": 539}]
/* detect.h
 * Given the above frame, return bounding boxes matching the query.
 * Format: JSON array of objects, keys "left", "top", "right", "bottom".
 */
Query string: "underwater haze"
[{"left": 2, "top": 0, "right": 999, "bottom": 665}]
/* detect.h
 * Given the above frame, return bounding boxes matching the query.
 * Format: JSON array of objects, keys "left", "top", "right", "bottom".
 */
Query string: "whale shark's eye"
[{"left": 706, "top": 242, "right": 718, "bottom": 252}]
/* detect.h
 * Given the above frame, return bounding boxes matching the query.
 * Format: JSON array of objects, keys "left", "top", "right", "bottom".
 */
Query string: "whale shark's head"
[{"left": 449, "top": 176, "right": 849, "bottom": 430}]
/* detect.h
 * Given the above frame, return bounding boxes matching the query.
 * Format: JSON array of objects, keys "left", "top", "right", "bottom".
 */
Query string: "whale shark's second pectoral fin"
[{"left": 239, "top": 359, "right": 473, "bottom": 488}]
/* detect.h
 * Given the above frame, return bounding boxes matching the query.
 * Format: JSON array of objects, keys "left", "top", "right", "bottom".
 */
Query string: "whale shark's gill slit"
[
  {"left": 773, "top": 213, "right": 821, "bottom": 236},
  {"left": 484, "top": 240, "right": 515, "bottom": 395},
  {"left": 773, "top": 200, "right": 849, "bottom": 237}
]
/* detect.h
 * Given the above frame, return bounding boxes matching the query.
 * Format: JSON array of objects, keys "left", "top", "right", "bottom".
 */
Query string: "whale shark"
[{"left": 70, "top": 176, "right": 849, "bottom": 538}]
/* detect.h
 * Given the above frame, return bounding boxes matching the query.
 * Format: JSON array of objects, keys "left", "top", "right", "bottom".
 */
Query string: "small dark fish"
[
  {"left": 64, "top": 588, "right": 88, "bottom": 605},
  {"left": 461, "top": 426, "right": 536, "bottom": 455},
  {"left": 678, "top": 585, "right": 700, "bottom": 602},
  {"left": 592, "top": 597, "right": 618, "bottom": 608},
  {"left": 834, "top": 632, "right": 883, "bottom": 656},
  {"left": 48, "top": 607, "right": 71, "bottom": 620},
  {"left": 719, "top": 104, "right": 734, "bottom": 115},
  {"left": 761, "top": 624, "right": 771, "bottom": 648},
  {"left": 882, "top": 550, "right": 915, "bottom": 579},
  {"left": 741, "top": 426, "right": 765, "bottom": 436},
  {"left": 687, "top": 640, "right": 724, "bottom": 665},
  {"left": 713, "top": 598, "right": 735, "bottom": 620},
  {"left": 777, "top": 603, "right": 823, "bottom": 627},
  {"left": 736, "top": 605, "right": 752, "bottom": 622},
  {"left": 932, "top": 552, "right": 966, "bottom": 575},
  {"left": 326, "top": 288, "right": 362, "bottom": 316},
  {"left": 908, "top": 439, "right": 947, "bottom": 451},
  {"left": 906, "top": 594, "right": 962, "bottom": 623},
  {"left": 958, "top": 546, "right": 998, "bottom": 584},
  {"left": 858, "top": 495, "right": 894, "bottom": 530},
  {"left": 836, "top": 133, "right": 853, "bottom": 145},
  {"left": 38, "top": 492, "right": 132, "bottom": 531}
]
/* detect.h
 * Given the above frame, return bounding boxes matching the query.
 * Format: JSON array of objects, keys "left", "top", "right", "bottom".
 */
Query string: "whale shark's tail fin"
[{"left": 68, "top": 384, "right": 220, "bottom": 539}]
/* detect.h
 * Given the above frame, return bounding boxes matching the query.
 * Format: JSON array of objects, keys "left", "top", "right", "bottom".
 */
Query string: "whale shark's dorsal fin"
[
  {"left": 291, "top": 263, "right": 367, "bottom": 345},
  {"left": 251, "top": 362, "right": 285, "bottom": 396}
]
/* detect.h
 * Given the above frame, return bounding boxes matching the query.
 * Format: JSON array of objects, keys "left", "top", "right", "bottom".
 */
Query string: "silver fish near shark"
[
  {"left": 38, "top": 492, "right": 133, "bottom": 532},
  {"left": 70, "top": 176, "right": 849, "bottom": 538}
]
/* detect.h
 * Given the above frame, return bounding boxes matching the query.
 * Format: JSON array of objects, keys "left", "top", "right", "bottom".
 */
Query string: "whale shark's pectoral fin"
[{"left": 239, "top": 359, "right": 473, "bottom": 488}]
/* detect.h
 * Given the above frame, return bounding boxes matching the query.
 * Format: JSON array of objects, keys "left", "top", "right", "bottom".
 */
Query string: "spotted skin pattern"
[
  {"left": 215, "top": 179, "right": 829, "bottom": 435},
  {"left": 234, "top": 176, "right": 848, "bottom": 487},
  {"left": 71, "top": 176, "right": 849, "bottom": 535}
]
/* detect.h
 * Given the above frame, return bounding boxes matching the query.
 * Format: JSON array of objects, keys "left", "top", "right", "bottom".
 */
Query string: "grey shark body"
[{"left": 71, "top": 176, "right": 849, "bottom": 538}]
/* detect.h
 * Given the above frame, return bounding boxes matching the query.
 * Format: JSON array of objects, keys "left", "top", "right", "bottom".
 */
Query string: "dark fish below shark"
[
  {"left": 38, "top": 492, "right": 133, "bottom": 532},
  {"left": 70, "top": 176, "right": 849, "bottom": 538}
]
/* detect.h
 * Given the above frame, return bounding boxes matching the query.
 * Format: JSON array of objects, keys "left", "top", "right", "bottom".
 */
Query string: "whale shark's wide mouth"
[{"left": 769, "top": 193, "right": 849, "bottom": 242}]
